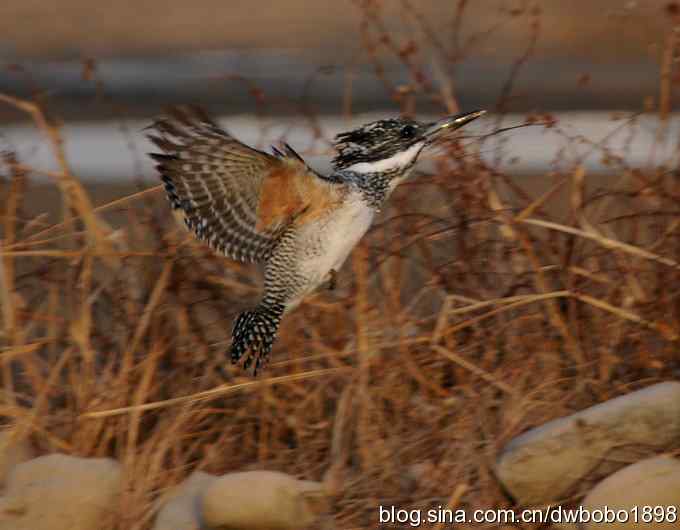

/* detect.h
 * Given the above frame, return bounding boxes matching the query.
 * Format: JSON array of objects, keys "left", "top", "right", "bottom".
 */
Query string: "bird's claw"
[{"left": 328, "top": 269, "right": 337, "bottom": 291}]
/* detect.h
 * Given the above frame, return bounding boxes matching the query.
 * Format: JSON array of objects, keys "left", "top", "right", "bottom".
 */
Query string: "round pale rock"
[
  {"left": 0, "top": 430, "right": 34, "bottom": 490},
  {"left": 152, "top": 471, "right": 218, "bottom": 530},
  {"left": 0, "top": 453, "right": 121, "bottom": 530},
  {"left": 581, "top": 455, "right": 680, "bottom": 530},
  {"left": 496, "top": 382, "right": 680, "bottom": 505},
  {"left": 201, "top": 470, "right": 327, "bottom": 530}
]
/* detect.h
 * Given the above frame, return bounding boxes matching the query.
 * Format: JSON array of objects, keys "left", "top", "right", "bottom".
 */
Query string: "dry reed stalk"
[
  {"left": 351, "top": 241, "right": 375, "bottom": 472},
  {"left": 122, "top": 261, "right": 172, "bottom": 377},
  {"left": 659, "top": 26, "right": 678, "bottom": 122},
  {"left": 1, "top": 153, "right": 25, "bottom": 407},
  {"left": 488, "top": 179, "right": 585, "bottom": 365},
  {"left": 24, "top": 184, "right": 163, "bottom": 244},
  {"left": 1, "top": 153, "right": 23, "bottom": 343},
  {"left": 433, "top": 345, "right": 513, "bottom": 394},
  {"left": 13, "top": 347, "right": 72, "bottom": 444},
  {"left": 80, "top": 368, "right": 347, "bottom": 418},
  {"left": 520, "top": 218, "right": 680, "bottom": 270},
  {"left": 0, "top": 93, "right": 115, "bottom": 260}
]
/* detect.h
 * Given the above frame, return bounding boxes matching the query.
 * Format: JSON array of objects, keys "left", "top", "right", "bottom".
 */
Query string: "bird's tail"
[{"left": 230, "top": 303, "right": 285, "bottom": 374}]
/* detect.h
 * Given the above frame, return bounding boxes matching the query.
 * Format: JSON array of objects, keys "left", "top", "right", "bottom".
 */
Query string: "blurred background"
[
  {"left": 0, "top": 0, "right": 673, "bottom": 116},
  {"left": 1, "top": 0, "right": 678, "bottom": 187}
]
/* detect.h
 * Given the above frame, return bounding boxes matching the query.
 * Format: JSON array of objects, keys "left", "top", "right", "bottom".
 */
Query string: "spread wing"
[{"left": 148, "top": 106, "right": 335, "bottom": 263}]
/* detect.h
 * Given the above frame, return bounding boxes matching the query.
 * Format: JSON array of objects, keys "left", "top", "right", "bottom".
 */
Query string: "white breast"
[{"left": 298, "top": 194, "right": 374, "bottom": 285}]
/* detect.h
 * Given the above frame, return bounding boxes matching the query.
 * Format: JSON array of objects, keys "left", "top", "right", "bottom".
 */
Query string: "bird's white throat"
[{"left": 345, "top": 141, "right": 424, "bottom": 174}]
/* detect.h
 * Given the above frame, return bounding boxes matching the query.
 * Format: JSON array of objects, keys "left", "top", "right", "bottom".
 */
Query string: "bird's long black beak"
[{"left": 424, "top": 109, "right": 486, "bottom": 142}]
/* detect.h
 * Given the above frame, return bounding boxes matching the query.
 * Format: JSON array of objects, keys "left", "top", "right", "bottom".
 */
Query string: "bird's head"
[{"left": 331, "top": 110, "right": 486, "bottom": 178}]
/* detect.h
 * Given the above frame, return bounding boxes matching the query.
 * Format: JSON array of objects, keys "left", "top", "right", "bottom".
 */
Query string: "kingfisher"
[{"left": 148, "top": 106, "right": 485, "bottom": 374}]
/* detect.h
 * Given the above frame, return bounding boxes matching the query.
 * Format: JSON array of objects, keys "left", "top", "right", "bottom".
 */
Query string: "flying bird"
[{"left": 148, "top": 106, "right": 485, "bottom": 374}]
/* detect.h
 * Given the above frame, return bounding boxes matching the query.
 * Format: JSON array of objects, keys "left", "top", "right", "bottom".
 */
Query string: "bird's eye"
[{"left": 400, "top": 124, "right": 417, "bottom": 139}]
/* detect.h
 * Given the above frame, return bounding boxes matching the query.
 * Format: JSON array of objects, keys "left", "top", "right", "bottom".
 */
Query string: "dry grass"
[{"left": 2, "top": 2, "right": 680, "bottom": 529}]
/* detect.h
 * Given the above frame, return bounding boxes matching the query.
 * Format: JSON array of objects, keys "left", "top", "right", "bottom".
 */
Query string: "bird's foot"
[
  {"left": 229, "top": 304, "right": 283, "bottom": 376},
  {"left": 328, "top": 268, "right": 337, "bottom": 291}
]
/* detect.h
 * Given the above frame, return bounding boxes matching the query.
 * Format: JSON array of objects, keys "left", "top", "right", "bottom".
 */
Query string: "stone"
[
  {"left": 201, "top": 470, "right": 327, "bottom": 530},
  {"left": 580, "top": 455, "right": 680, "bottom": 530},
  {"left": 0, "top": 453, "right": 121, "bottom": 530},
  {"left": 152, "top": 471, "right": 217, "bottom": 530},
  {"left": 496, "top": 382, "right": 680, "bottom": 505},
  {"left": 0, "top": 430, "right": 34, "bottom": 490}
]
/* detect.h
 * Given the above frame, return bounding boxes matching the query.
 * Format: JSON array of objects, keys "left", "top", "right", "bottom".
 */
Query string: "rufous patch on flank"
[{"left": 255, "top": 159, "right": 339, "bottom": 231}]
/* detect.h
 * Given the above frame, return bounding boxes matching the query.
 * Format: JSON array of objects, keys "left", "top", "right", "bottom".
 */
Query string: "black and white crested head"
[
  {"left": 332, "top": 110, "right": 486, "bottom": 175},
  {"left": 332, "top": 117, "right": 425, "bottom": 173}
]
